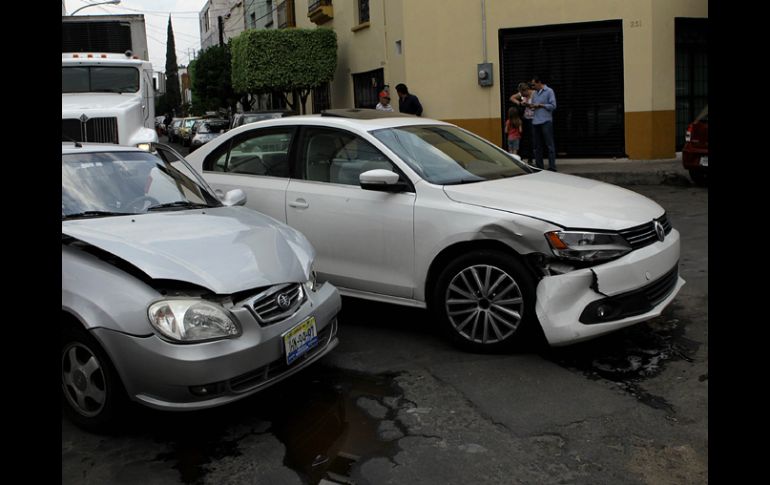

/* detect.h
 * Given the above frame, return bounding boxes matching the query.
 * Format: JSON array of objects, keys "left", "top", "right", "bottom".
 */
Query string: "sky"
[{"left": 65, "top": 0, "right": 208, "bottom": 73}]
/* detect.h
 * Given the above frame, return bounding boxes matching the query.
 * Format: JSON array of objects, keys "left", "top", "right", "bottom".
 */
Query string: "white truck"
[{"left": 62, "top": 14, "right": 157, "bottom": 147}]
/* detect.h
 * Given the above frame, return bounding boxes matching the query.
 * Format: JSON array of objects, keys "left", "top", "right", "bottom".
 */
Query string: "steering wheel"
[{"left": 125, "top": 195, "right": 160, "bottom": 213}]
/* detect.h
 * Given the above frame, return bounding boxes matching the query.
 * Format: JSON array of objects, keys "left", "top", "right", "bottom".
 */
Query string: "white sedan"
[{"left": 186, "top": 109, "right": 684, "bottom": 351}]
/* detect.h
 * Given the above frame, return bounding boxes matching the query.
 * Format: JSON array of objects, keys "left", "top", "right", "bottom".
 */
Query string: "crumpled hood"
[
  {"left": 62, "top": 207, "right": 314, "bottom": 294},
  {"left": 62, "top": 93, "right": 141, "bottom": 113},
  {"left": 443, "top": 171, "right": 664, "bottom": 230}
]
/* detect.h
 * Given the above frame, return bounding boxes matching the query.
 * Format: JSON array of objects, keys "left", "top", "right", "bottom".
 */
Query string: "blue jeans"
[{"left": 533, "top": 121, "right": 556, "bottom": 170}]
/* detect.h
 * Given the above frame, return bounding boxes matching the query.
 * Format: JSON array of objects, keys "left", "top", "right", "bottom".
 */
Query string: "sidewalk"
[{"left": 536, "top": 153, "right": 691, "bottom": 186}]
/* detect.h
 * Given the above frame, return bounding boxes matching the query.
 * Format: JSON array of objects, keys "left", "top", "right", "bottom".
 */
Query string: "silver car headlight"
[
  {"left": 304, "top": 264, "right": 319, "bottom": 292},
  {"left": 545, "top": 230, "right": 632, "bottom": 262},
  {"left": 148, "top": 300, "right": 240, "bottom": 342}
]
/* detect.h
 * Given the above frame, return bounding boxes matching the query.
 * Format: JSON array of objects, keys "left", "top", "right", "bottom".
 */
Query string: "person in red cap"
[{"left": 376, "top": 91, "right": 394, "bottom": 112}]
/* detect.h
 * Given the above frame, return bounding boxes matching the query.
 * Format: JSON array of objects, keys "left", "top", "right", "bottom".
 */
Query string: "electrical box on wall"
[{"left": 477, "top": 62, "right": 493, "bottom": 87}]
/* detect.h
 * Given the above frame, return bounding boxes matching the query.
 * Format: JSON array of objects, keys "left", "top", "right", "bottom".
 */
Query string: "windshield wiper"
[
  {"left": 444, "top": 178, "right": 485, "bottom": 185},
  {"left": 62, "top": 210, "right": 127, "bottom": 220},
  {"left": 146, "top": 201, "right": 211, "bottom": 211}
]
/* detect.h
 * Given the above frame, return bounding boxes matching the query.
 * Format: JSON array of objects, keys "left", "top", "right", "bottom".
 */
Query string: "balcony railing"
[
  {"left": 277, "top": 0, "right": 296, "bottom": 28},
  {"left": 308, "top": 0, "right": 333, "bottom": 24}
]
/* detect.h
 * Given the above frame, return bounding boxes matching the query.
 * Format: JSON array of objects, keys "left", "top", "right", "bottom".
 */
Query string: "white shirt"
[{"left": 376, "top": 103, "right": 394, "bottom": 112}]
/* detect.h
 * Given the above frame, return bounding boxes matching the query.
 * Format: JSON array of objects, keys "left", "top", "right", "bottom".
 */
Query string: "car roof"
[
  {"left": 229, "top": 111, "right": 451, "bottom": 134},
  {"left": 62, "top": 142, "right": 144, "bottom": 155}
]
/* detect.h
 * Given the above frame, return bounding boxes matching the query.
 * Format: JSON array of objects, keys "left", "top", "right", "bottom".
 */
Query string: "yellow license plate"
[{"left": 283, "top": 317, "right": 318, "bottom": 365}]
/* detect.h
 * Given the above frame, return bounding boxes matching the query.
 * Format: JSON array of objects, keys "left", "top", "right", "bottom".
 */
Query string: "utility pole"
[{"left": 218, "top": 16, "right": 224, "bottom": 46}]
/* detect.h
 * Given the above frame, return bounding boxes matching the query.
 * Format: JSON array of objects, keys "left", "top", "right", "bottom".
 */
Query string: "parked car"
[
  {"left": 231, "top": 109, "right": 297, "bottom": 130},
  {"left": 167, "top": 118, "right": 183, "bottom": 143},
  {"left": 62, "top": 142, "right": 341, "bottom": 431},
  {"left": 190, "top": 119, "right": 230, "bottom": 152},
  {"left": 179, "top": 116, "right": 204, "bottom": 147},
  {"left": 186, "top": 109, "right": 684, "bottom": 352},
  {"left": 682, "top": 105, "right": 708, "bottom": 185}
]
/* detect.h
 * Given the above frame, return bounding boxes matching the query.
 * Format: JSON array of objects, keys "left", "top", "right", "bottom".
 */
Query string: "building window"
[
  {"left": 358, "top": 0, "right": 369, "bottom": 24},
  {"left": 352, "top": 68, "right": 383, "bottom": 110},
  {"left": 313, "top": 82, "right": 331, "bottom": 113},
  {"left": 265, "top": 0, "right": 274, "bottom": 27},
  {"left": 277, "top": 0, "right": 295, "bottom": 28},
  {"left": 204, "top": 8, "right": 210, "bottom": 32},
  {"left": 250, "top": 12, "right": 256, "bottom": 29}
]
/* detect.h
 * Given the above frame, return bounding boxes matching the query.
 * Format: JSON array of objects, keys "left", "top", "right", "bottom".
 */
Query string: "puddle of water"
[
  {"left": 541, "top": 310, "right": 701, "bottom": 410},
  {"left": 268, "top": 366, "right": 402, "bottom": 484},
  {"left": 148, "top": 365, "right": 402, "bottom": 485}
]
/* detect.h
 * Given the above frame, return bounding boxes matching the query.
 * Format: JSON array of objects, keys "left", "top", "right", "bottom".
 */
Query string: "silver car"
[{"left": 61, "top": 142, "right": 341, "bottom": 431}]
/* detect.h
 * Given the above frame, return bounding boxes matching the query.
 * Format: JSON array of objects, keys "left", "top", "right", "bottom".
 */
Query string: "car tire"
[
  {"left": 61, "top": 325, "right": 125, "bottom": 433},
  {"left": 433, "top": 250, "right": 538, "bottom": 353},
  {"left": 689, "top": 169, "right": 707, "bottom": 186}
]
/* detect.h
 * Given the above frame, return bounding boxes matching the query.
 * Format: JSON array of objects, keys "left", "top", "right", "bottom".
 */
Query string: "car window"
[
  {"left": 204, "top": 127, "right": 293, "bottom": 177},
  {"left": 301, "top": 127, "right": 395, "bottom": 186},
  {"left": 372, "top": 125, "right": 531, "bottom": 185}
]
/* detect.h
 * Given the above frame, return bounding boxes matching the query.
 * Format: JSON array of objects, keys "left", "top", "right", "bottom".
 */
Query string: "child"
[{"left": 504, "top": 107, "right": 523, "bottom": 155}]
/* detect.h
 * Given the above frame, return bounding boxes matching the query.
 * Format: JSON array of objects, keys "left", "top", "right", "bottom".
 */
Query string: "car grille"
[
  {"left": 244, "top": 283, "right": 305, "bottom": 325},
  {"left": 229, "top": 319, "right": 336, "bottom": 392},
  {"left": 62, "top": 117, "right": 119, "bottom": 144},
  {"left": 618, "top": 213, "right": 673, "bottom": 250},
  {"left": 642, "top": 264, "right": 679, "bottom": 308}
]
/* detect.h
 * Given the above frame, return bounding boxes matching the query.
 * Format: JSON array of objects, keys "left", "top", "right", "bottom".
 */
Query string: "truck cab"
[{"left": 62, "top": 52, "right": 157, "bottom": 147}]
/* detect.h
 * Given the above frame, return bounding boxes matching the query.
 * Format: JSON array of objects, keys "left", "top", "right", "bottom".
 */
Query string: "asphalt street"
[{"left": 62, "top": 175, "right": 708, "bottom": 485}]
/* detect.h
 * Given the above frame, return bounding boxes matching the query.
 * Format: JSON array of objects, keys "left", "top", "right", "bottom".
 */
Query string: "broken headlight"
[
  {"left": 148, "top": 300, "right": 240, "bottom": 342},
  {"left": 545, "top": 231, "right": 631, "bottom": 263}
]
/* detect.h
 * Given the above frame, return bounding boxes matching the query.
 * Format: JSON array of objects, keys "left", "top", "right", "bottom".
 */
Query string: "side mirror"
[
  {"left": 221, "top": 188, "right": 247, "bottom": 206},
  {"left": 359, "top": 169, "right": 406, "bottom": 193}
]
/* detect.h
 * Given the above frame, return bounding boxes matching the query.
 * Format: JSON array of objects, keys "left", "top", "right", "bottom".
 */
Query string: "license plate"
[
  {"left": 283, "top": 317, "right": 318, "bottom": 365},
  {"left": 700, "top": 156, "right": 708, "bottom": 167}
]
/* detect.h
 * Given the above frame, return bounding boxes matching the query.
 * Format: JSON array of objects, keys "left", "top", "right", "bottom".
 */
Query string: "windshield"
[
  {"left": 62, "top": 66, "right": 140, "bottom": 94},
  {"left": 372, "top": 125, "right": 532, "bottom": 184},
  {"left": 62, "top": 150, "right": 221, "bottom": 219},
  {"left": 199, "top": 121, "right": 229, "bottom": 134}
]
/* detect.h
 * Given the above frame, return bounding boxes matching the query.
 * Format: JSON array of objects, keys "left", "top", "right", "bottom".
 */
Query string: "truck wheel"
[{"left": 433, "top": 250, "right": 537, "bottom": 352}]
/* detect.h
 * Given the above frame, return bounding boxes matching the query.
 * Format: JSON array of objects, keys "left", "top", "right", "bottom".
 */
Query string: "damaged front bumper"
[{"left": 535, "top": 229, "right": 685, "bottom": 346}]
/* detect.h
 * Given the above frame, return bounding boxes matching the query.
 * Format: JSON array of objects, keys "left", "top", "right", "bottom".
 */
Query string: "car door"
[
  {"left": 199, "top": 126, "right": 296, "bottom": 223},
  {"left": 286, "top": 126, "right": 416, "bottom": 299}
]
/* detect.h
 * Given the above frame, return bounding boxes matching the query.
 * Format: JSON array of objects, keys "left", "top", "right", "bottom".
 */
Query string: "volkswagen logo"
[
  {"left": 654, "top": 221, "right": 665, "bottom": 242},
  {"left": 276, "top": 293, "right": 291, "bottom": 310}
]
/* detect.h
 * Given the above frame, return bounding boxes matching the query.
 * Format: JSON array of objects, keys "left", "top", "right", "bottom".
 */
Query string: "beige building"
[{"left": 287, "top": 0, "right": 707, "bottom": 159}]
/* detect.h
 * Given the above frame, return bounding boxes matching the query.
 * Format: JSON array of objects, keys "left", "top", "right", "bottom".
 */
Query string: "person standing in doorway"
[
  {"left": 509, "top": 82, "right": 535, "bottom": 163},
  {"left": 529, "top": 76, "right": 557, "bottom": 171},
  {"left": 376, "top": 91, "right": 394, "bottom": 112},
  {"left": 395, "top": 83, "right": 423, "bottom": 116}
]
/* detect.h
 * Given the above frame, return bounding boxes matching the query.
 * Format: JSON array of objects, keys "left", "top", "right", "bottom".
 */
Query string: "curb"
[{"left": 560, "top": 170, "right": 693, "bottom": 186}]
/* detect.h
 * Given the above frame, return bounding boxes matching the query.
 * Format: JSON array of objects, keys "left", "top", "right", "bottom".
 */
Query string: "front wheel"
[
  {"left": 61, "top": 326, "right": 125, "bottom": 432},
  {"left": 433, "top": 250, "right": 538, "bottom": 352}
]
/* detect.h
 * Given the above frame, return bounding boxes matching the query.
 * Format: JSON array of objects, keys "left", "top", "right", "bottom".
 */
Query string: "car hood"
[
  {"left": 442, "top": 171, "right": 663, "bottom": 230},
  {"left": 61, "top": 207, "right": 314, "bottom": 294},
  {"left": 62, "top": 93, "right": 141, "bottom": 112}
]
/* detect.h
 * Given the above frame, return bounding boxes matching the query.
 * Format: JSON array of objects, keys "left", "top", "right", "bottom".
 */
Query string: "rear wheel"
[
  {"left": 61, "top": 326, "right": 125, "bottom": 432},
  {"left": 433, "top": 250, "right": 538, "bottom": 352}
]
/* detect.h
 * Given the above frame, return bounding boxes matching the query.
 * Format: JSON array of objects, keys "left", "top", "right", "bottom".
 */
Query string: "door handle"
[{"left": 288, "top": 198, "right": 309, "bottom": 209}]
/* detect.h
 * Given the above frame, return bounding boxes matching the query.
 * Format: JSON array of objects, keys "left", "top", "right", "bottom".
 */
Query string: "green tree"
[
  {"left": 164, "top": 16, "right": 181, "bottom": 116},
  {"left": 191, "top": 44, "right": 237, "bottom": 115},
  {"left": 231, "top": 28, "right": 337, "bottom": 114}
]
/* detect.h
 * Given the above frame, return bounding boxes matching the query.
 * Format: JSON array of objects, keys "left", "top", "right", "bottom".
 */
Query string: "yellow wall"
[{"left": 297, "top": 0, "right": 707, "bottom": 159}]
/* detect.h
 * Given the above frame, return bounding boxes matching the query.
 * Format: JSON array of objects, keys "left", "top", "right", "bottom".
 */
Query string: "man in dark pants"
[
  {"left": 529, "top": 76, "right": 557, "bottom": 171},
  {"left": 395, "top": 83, "right": 423, "bottom": 116}
]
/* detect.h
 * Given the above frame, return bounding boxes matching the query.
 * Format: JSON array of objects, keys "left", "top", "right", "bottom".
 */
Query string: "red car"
[{"left": 682, "top": 105, "right": 708, "bottom": 185}]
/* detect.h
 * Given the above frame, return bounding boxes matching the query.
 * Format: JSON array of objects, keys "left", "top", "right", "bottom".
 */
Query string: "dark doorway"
[
  {"left": 675, "top": 18, "right": 708, "bottom": 150},
  {"left": 352, "top": 68, "right": 384, "bottom": 110},
  {"left": 499, "top": 20, "right": 625, "bottom": 158}
]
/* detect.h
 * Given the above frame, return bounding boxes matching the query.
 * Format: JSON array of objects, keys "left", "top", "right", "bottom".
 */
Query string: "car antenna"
[{"left": 62, "top": 135, "right": 82, "bottom": 148}]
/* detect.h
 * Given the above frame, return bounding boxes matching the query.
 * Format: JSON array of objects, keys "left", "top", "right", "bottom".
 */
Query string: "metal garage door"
[{"left": 499, "top": 20, "right": 625, "bottom": 158}]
